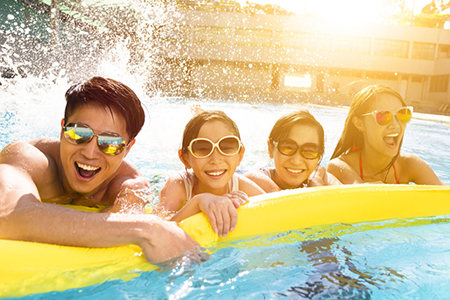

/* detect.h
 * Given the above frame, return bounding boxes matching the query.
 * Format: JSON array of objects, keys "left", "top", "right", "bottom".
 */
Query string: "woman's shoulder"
[
  {"left": 396, "top": 151, "right": 427, "bottom": 166},
  {"left": 328, "top": 151, "right": 358, "bottom": 170},
  {"left": 326, "top": 152, "right": 362, "bottom": 184},
  {"left": 395, "top": 152, "right": 445, "bottom": 185}
]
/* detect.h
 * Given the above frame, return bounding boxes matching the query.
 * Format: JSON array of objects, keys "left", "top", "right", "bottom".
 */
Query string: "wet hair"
[
  {"left": 64, "top": 76, "right": 145, "bottom": 141},
  {"left": 330, "top": 84, "right": 406, "bottom": 174},
  {"left": 180, "top": 110, "right": 241, "bottom": 157},
  {"left": 268, "top": 110, "right": 325, "bottom": 158}
]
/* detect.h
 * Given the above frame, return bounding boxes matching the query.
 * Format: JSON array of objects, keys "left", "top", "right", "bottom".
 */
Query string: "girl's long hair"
[{"left": 330, "top": 84, "right": 406, "bottom": 174}]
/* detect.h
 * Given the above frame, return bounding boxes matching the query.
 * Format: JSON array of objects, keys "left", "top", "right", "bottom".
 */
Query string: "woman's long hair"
[{"left": 330, "top": 84, "right": 407, "bottom": 174}]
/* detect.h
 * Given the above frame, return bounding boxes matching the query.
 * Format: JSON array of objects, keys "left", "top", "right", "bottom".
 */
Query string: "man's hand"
[{"left": 138, "top": 216, "right": 203, "bottom": 264}]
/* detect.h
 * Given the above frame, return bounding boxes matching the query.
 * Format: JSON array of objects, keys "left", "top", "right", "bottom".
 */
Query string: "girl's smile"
[{"left": 184, "top": 120, "right": 244, "bottom": 195}]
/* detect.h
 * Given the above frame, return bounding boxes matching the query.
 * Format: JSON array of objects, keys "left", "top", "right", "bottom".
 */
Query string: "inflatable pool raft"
[{"left": 1, "top": 184, "right": 449, "bottom": 298}]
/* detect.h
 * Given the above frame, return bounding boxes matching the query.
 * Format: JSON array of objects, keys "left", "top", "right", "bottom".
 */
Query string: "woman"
[
  {"left": 327, "top": 84, "right": 445, "bottom": 185},
  {"left": 244, "top": 110, "right": 341, "bottom": 193}
]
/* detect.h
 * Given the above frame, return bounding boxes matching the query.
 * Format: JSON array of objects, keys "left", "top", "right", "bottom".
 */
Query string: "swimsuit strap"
[
  {"left": 393, "top": 164, "right": 399, "bottom": 184},
  {"left": 359, "top": 151, "right": 399, "bottom": 184},
  {"left": 359, "top": 150, "right": 364, "bottom": 180}
]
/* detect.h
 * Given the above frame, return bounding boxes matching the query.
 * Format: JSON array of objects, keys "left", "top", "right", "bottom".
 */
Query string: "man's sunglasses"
[
  {"left": 188, "top": 135, "right": 242, "bottom": 158},
  {"left": 273, "top": 139, "right": 321, "bottom": 160},
  {"left": 63, "top": 122, "right": 128, "bottom": 156},
  {"left": 361, "top": 106, "right": 413, "bottom": 127}
]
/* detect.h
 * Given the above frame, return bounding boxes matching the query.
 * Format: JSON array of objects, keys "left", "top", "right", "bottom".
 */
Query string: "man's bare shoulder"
[
  {"left": 29, "top": 138, "right": 60, "bottom": 156},
  {"left": 0, "top": 139, "right": 59, "bottom": 178}
]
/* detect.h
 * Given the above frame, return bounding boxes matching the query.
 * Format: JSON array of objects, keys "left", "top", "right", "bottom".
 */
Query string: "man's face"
[{"left": 60, "top": 103, "right": 131, "bottom": 196}]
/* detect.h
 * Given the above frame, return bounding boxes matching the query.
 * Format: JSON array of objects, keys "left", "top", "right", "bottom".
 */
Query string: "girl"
[
  {"left": 327, "top": 84, "right": 445, "bottom": 185},
  {"left": 157, "top": 110, "right": 265, "bottom": 237},
  {"left": 244, "top": 110, "right": 341, "bottom": 193}
]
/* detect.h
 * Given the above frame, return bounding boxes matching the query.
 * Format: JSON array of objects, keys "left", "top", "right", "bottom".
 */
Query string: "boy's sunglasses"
[
  {"left": 63, "top": 122, "right": 128, "bottom": 156},
  {"left": 188, "top": 135, "right": 241, "bottom": 158},
  {"left": 361, "top": 106, "right": 412, "bottom": 127},
  {"left": 273, "top": 139, "right": 321, "bottom": 160}
]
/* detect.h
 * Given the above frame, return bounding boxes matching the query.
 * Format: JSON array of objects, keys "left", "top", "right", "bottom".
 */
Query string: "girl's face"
[
  {"left": 269, "top": 123, "right": 321, "bottom": 189},
  {"left": 182, "top": 120, "right": 244, "bottom": 195},
  {"left": 358, "top": 93, "right": 407, "bottom": 158}
]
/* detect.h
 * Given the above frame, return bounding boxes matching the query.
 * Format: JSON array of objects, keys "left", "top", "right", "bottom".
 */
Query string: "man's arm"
[{"left": 0, "top": 144, "right": 199, "bottom": 264}]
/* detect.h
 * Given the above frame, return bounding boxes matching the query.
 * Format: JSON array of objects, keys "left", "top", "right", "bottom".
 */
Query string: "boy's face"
[{"left": 60, "top": 103, "right": 132, "bottom": 196}]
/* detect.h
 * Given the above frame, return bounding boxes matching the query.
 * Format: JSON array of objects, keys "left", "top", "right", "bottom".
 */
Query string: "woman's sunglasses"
[
  {"left": 273, "top": 139, "right": 321, "bottom": 160},
  {"left": 63, "top": 122, "right": 128, "bottom": 156},
  {"left": 188, "top": 135, "right": 242, "bottom": 158},
  {"left": 361, "top": 106, "right": 413, "bottom": 127}
]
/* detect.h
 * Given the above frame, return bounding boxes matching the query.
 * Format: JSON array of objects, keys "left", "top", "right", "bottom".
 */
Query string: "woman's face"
[
  {"left": 359, "top": 93, "right": 407, "bottom": 158},
  {"left": 269, "top": 123, "right": 321, "bottom": 189}
]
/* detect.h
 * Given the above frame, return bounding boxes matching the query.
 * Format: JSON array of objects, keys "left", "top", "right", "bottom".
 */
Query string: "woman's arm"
[{"left": 400, "top": 153, "right": 446, "bottom": 185}]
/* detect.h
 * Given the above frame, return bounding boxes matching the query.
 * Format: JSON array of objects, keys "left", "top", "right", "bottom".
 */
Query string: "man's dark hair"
[{"left": 64, "top": 76, "right": 145, "bottom": 140}]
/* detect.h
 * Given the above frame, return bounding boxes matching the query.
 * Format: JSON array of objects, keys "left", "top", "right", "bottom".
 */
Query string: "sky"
[{"left": 238, "top": 0, "right": 435, "bottom": 24}]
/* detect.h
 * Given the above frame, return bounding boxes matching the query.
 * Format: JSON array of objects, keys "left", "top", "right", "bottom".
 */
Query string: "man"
[{"left": 0, "top": 76, "right": 199, "bottom": 263}]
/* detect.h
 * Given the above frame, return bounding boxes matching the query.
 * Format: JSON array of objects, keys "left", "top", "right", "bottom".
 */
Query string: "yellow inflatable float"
[{"left": 1, "top": 184, "right": 450, "bottom": 298}]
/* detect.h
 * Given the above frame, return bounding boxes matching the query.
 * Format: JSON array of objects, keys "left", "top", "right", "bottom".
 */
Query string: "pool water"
[{"left": 2, "top": 79, "right": 450, "bottom": 300}]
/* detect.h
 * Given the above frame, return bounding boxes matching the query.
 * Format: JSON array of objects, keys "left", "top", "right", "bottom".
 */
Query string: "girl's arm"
[
  {"left": 157, "top": 174, "right": 247, "bottom": 237},
  {"left": 309, "top": 165, "right": 342, "bottom": 186},
  {"left": 171, "top": 193, "right": 246, "bottom": 237},
  {"left": 238, "top": 175, "right": 266, "bottom": 196},
  {"left": 155, "top": 174, "right": 187, "bottom": 218},
  {"left": 243, "top": 170, "right": 281, "bottom": 193}
]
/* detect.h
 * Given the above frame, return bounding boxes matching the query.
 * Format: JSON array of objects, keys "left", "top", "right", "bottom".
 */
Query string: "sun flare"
[{"left": 241, "top": 0, "right": 406, "bottom": 25}]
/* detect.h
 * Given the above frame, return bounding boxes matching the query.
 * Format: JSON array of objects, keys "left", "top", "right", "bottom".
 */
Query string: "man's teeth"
[
  {"left": 77, "top": 162, "right": 100, "bottom": 171},
  {"left": 287, "top": 168, "right": 303, "bottom": 174},
  {"left": 206, "top": 170, "right": 225, "bottom": 176},
  {"left": 385, "top": 133, "right": 399, "bottom": 138}
]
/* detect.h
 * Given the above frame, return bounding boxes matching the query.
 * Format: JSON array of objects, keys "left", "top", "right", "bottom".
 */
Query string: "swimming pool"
[{"left": 1, "top": 76, "right": 450, "bottom": 299}]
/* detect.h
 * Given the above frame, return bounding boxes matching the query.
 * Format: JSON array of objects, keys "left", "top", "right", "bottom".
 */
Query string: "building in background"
[{"left": 1, "top": 0, "right": 450, "bottom": 114}]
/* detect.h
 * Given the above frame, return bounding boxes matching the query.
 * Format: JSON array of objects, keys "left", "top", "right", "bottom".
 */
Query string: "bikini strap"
[
  {"left": 359, "top": 150, "right": 364, "bottom": 180},
  {"left": 360, "top": 150, "right": 399, "bottom": 184},
  {"left": 393, "top": 164, "right": 399, "bottom": 184}
]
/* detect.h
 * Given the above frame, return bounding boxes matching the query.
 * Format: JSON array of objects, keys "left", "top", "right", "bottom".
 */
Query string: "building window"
[
  {"left": 235, "top": 28, "right": 272, "bottom": 47},
  {"left": 374, "top": 39, "right": 409, "bottom": 58},
  {"left": 194, "top": 26, "right": 233, "bottom": 45},
  {"left": 412, "top": 75, "right": 423, "bottom": 83},
  {"left": 334, "top": 35, "right": 371, "bottom": 55},
  {"left": 275, "top": 31, "right": 332, "bottom": 51},
  {"left": 412, "top": 42, "right": 436, "bottom": 60},
  {"left": 430, "top": 75, "right": 449, "bottom": 92},
  {"left": 437, "top": 44, "right": 450, "bottom": 58}
]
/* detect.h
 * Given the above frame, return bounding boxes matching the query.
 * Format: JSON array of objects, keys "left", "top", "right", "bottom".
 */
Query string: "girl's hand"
[
  {"left": 196, "top": 193, "right": 247, "bottom": 237},
  {"left": 308, "top": 165, "right": 327, "bottom": 186},
  {"left": 225, "top": 190, "right": 249, "bottom": 208}
]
